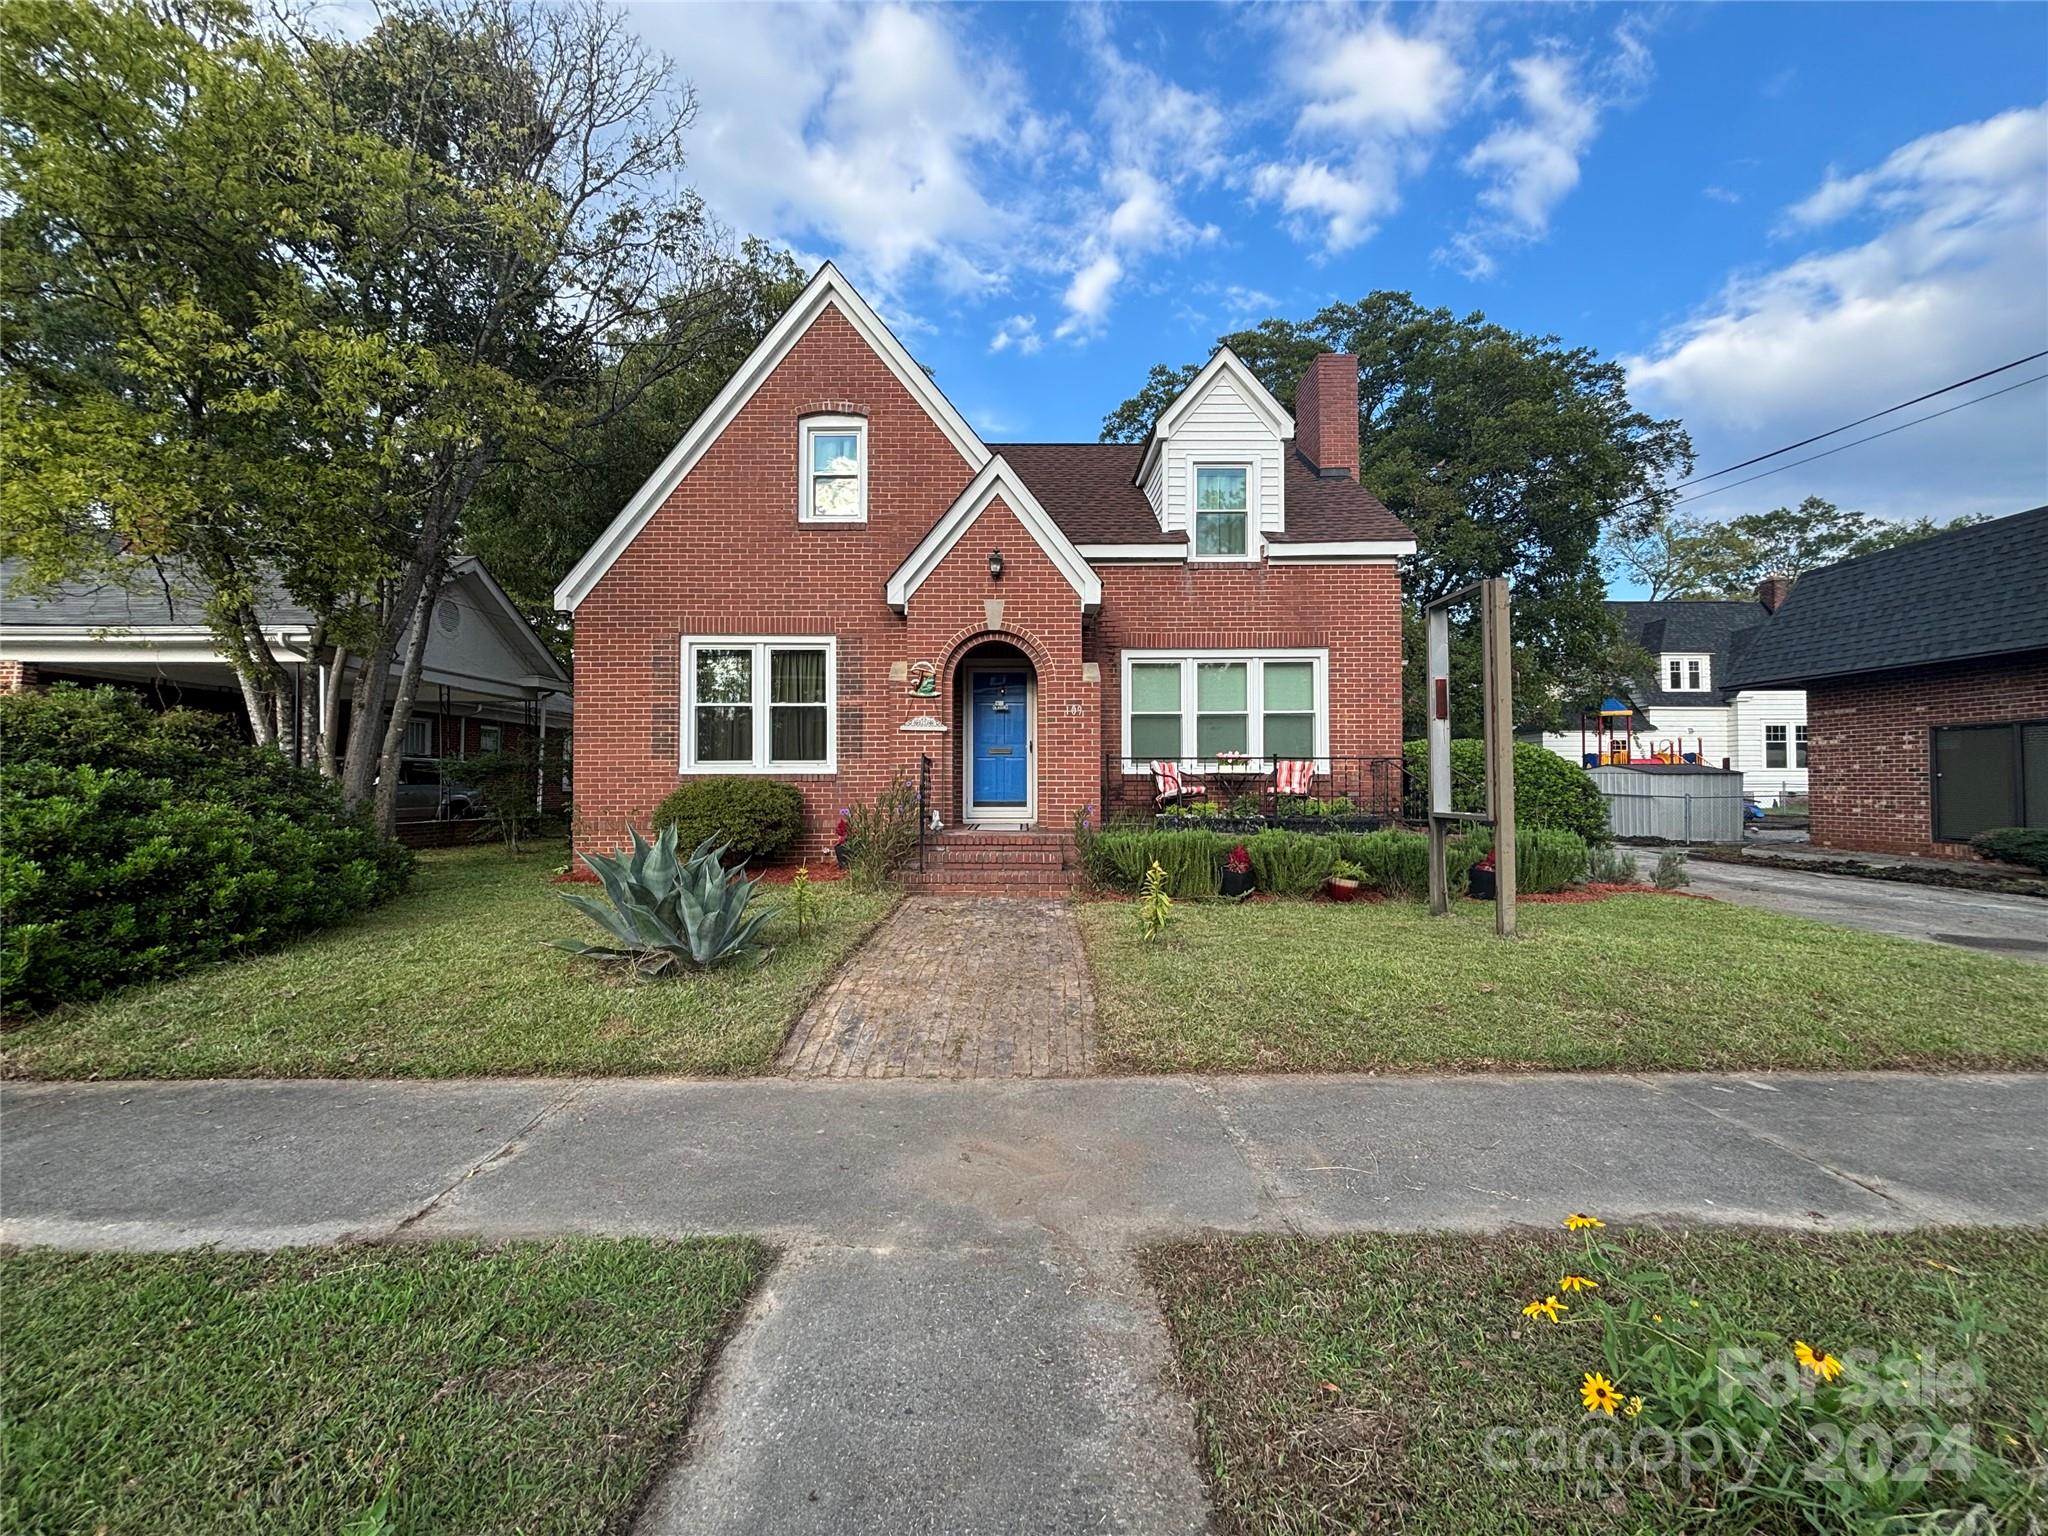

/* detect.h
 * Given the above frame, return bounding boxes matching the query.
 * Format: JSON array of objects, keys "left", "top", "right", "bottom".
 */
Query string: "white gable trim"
[
  {"left": 1136, "top": 347, "right": 1295, "bottom": 486},
  {"left": 552, "top": 263, "right": 990, "bottom": 611},
  {"left": 450, "top": 556, "right": 571, "bottom": 688},
  {"left": 886, "top": 456, "right": 1101, "bottom": 615}
]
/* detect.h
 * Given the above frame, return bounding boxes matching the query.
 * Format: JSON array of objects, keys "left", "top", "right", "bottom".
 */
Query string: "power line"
[
  {"left": 1659, "top": 350, "right": 2048, "bottom": 496},
  {"left": 1664, "top": 372, "right": 2048, "bottom": 511}
]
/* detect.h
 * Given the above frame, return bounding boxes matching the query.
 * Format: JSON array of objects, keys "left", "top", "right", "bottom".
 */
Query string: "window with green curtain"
[
  {"left": 1194, "top": 466, "right": 1247, "bottom": 557},
  {"left": 1263, "top": 660, "right": 1315, "bottom": 758},
  {"left": 694, "top": 647, "right": 753, "bottom": 762},
  {"left": 1129, "top": 661, "right": 1182, "bottom": 759},
  {"left": 769, "top": 647, "right": 828, "bottom": 762},
  {"left": 1195, "top": 661, "right": 1248, "bottom": 756}
]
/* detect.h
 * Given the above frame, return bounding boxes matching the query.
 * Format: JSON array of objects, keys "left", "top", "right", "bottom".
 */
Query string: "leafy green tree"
[{"left": 1101, "top": 294, "right": 1693, "bottom": 734}]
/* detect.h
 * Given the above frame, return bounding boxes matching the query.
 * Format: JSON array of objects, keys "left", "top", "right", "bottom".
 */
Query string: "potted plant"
[
  {"left": 1326, "top": 858, "right": 1363, "bottom": 902},
  {"left": 832, "top": 812, "right": 850, "bottom": 870},
  {"left": 1468, "top": 849, "right": 1496, "bottom": 899},
  {"left": 1221, "top": 842, "right": 1254, "bottom": 898}
]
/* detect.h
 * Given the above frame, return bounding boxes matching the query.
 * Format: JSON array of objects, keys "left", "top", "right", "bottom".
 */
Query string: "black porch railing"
[
  {"left": 916, "top": 753, "right": 932, "bottom": 872},
  {"left": 1099, "top": 754, "right": 1420, "bottom": 827}
]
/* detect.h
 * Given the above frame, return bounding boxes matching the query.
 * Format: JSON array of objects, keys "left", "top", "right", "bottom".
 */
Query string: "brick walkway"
[{"left": 777, "top": 897, "right": 1097, "bottom": 1079}]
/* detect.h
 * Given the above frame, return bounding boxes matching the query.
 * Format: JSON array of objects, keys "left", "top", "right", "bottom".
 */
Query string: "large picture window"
[
  {"left": 1932, "top": 720, "right": 2047, "bottom": 843},
  {"left": 1120, "top": 650, "right": 1328, "bottom": 766},
  {"left": 684, "top": 638, "right": 836, "bottom": 772}
]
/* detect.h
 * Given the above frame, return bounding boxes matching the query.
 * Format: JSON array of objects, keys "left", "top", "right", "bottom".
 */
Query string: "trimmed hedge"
[
  {"left": 1401, "top": 738, "right": 1610, "bottom": 844},
  {"left": 1970, "top": 828, "right": 2048, "bottom": 873},
  {"left": 1, "top": 687, "right": 412, "bottom": 1012},
  {"left": 1080, "top": 825, "right": 1584, "bottom": 900},
  {"left": 651, "top": 777, "right": 804, "bottom": 864}
]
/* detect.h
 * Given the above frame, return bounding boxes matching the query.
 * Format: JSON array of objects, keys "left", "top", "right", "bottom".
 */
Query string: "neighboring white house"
[{"left": 1537, "top": 594, "right": 1810, "bottom": 804}]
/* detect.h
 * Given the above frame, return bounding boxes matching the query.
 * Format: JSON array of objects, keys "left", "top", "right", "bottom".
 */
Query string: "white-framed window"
[
  {"left": 1663, "top": 654, "right": 1710, "bottom": 692},
  {"left": 683, "top": 637, "right": 836, "bottom": 773},
  {"left": 1764, "top": 723, "right": 1788, "bottom": 768},
  {"left": 1191, "top": 462, "right": 1253, "bottom": 560},
  {"left": 1119, "top": 649, "right": 1327, "bottom": 767},
  {"left": 403, "top": 716, "right": 435, "bottom": 756},
  {"left": 478, "top": 724, "right": 503, "bottom": 754},
  {"left": 799, "top": 415, "right": 867, "bottom": 523},
  {"left": 1794, "top": 724, "right": 1809, "bottom": 769}
]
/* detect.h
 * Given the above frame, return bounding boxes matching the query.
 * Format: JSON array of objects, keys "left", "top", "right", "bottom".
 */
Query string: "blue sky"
[{"left": 631, "top": 2, "right": 2046, "bottom": 576}]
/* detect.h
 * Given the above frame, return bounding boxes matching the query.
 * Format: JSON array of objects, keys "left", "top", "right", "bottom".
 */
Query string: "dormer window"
[
  {"left": 1664, "top": 654, "right": 1710, "bottom": 691},
  {"left": 800, "top": 416, "right": 867, "bottom": 523},
  {"left": 1193, "top": 463, "right": 1251, "bottom": 559}
]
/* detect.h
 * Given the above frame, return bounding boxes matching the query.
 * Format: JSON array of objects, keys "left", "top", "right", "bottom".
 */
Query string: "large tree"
[
  {"left": 2, "top": 0, "right": 761, "bottom": 829},
  {"left": 1101, "top": 295, "right": 1692, "bottom": 735}
]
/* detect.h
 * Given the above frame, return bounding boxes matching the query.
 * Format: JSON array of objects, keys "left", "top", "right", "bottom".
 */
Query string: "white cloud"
[
  {"left": 1056, "top": 254, "right": 1124, "bottom": 336},
  {"left": 1703, "top": 185, "right": 1743, "bottom": 205},
  {"left": 989, "top": 314, "right": 1042, "bottom": 356},
  {"left": 1251, "top": 13, "right": 1466, "bottom": 255},
  {"left": 1625, "top": 105, "right": 2048, "bottom": 522}
]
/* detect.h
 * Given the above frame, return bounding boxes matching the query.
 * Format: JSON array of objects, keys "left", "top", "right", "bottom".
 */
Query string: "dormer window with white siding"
[
  {"left": 1664, "top": 654, "right": 1710, "bottom": 691},
  {"left": 1193, "top": 463, "right": 1253, "bottom": 559},
  {"left": 800, "top": 416, "right": 866, "bottom": 523}
]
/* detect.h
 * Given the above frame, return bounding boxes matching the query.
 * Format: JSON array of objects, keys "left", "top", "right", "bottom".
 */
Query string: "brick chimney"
[
  {"left": 1294, "top": 353, "right": 1358, "bottom": 480},
  {"left": 1756, "top": 574, "right": 1793, "bottom": 614}
]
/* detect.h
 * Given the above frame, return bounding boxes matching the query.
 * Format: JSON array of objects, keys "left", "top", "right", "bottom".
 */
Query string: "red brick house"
[
  {"left": 553, "top": 265, "right": 1413, "bottom": 884},
  {"left": 1724, "top": 505, "right": 2047, "bottom": 857}
]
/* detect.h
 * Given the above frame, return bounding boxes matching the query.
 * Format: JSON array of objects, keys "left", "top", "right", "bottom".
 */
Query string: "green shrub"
[
  {"left": 1083, "top": 828, "right": 1223, "bottom": 896},
  {"left": 1243, "top": 829, "right": 1336, "bottom": 896},
  {"left": 557, "top": 826, "right": 777, "bottom": 973},
  {"left": 842, "top": 770, "right": 920, "bottom": 890},
  {"left": 1453, "top": 826, "right": 1589, "bottom": 895},
  {"left": 1138, "top": 860, "right": 1173, "bottom": 940},
  {"left": 1402, "top": 738, "right": 1610, "bottom": 843},
  {"left": 465, "top": 747, "right": 538, "bottom": 852},
  {"left": 1654, "top": 848, "right": 1689, "bottom": 889},
  {"left": 1586, "top": 844, "right": 1639, "bottom": 884},
  {"left": 1971, "top": 827, "right": 2048, "bottom": 873},
  {"left": 1332, "top": 829, "right": 1428, "bottom": 898},
  {"left": 652, "top": 776, "right": 804, "bottom": 864}
]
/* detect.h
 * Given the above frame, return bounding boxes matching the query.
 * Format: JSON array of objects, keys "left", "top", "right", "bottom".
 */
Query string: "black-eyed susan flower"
[
  {"left": 1522, "top": 1295, "right": 1567, "bottom": 1323},
  {"left": 1559, "top": 1274, "right": 1598, "bottom": 1293},
  {"left": 1581, "top": 1372, "right": 1623, "bottom": 1416},
  {"left": 1794, "top": 1341, "right": 1845, "bottom": 1382},
  {"left": 1623, "top": 1395, "right": 1645, "bottom": 1418},
  {"left": 1564, "top": 1213, "right": 1605, "bottom": 1230}
]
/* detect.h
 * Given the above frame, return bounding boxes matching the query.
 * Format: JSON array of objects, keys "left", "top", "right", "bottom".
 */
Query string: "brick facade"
[
  {"left": 1805, "top": 651, "right": 2048, "bottom": 856},
  {"left": 568, "top": 307, "right": 1405, "bottom": 862},
  {"left": 0, "top": 659, "right": 38, "bottom": 694}
]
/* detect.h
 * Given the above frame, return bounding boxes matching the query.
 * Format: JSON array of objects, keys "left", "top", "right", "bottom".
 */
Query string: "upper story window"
[
  {"left": 1663, "top": 654, "right": 1710, "bottom": 692},
  {"left": 800, "top": 416, "right": 867, "bottom": 523},
  {"left": 1193, "top": 464, "right": 1251, "bottom": 560}
]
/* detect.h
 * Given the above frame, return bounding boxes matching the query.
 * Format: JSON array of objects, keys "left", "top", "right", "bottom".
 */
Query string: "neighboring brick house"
[
  {"left": 1, "top": 554, "right": 573, "bottom": 834},
  {"left": 1724, "top": 506, "right": 2047, "bottom": 857},
  {"left": 553, "top": 264, "right": 1414, "bottom": 883},
  {"left": 1535, "top": 589, "right": 1810, "bottom": 803}
]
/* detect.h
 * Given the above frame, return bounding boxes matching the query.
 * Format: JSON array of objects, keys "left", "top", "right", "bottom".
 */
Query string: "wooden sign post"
[{"left": 1424, "top": 577, "right": 1516, "bottom": 937}]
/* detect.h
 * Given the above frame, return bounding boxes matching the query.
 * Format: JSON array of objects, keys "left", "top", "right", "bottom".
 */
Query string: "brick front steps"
[{"left": 898, "top": 828, "right": 1078, "bottom": 896}]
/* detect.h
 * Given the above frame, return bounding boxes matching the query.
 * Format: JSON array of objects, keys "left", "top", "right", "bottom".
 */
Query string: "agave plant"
[{"left": 555, "top": 826, "right": 778, "bottom": 973}]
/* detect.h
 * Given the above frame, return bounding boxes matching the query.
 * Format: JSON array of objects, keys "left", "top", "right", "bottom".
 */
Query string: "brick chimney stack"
[
  {"left": 1295, "top": 353, "right": 1359, "bottom": 480},
  {"left": 1756, "top": 574, "right": 1793, "bottom": 614}
]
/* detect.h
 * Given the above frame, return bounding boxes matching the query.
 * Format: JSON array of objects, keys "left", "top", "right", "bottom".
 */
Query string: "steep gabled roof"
[
  {"left": 1724, "top": 505, "right": 2048, "bottom": 689},
  {"left": 552, "top": 263, "right": 990, "bottom": 611},
  {"left": 886, "top": 456, "right": 1101, "bottom": 614},
  {"left": 1608, "top": 599, "right": 1770, "bottom": 706},
  {"left": 1134, "top": 346, "right": 1294, "bottom": 487}
]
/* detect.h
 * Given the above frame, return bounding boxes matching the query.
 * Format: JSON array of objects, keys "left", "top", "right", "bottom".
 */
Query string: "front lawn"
[
  {"left": 1145, "top": 1227, "right": 2048, "bottom": 1534},
  {"left": 0, "top": 847, "right": 894, "bottom": 1079},
  {"left": 2, "top": 1237, "right": 767, "bottom": 1534},
  {"left": 1078, "top": 893, "right": 2048, "bottom": 1074}
]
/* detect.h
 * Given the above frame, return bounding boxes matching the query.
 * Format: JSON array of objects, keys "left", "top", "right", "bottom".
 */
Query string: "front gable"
[
  {"left": 552, "top": 263, "right": 990, "bottom": 612},
  {"left": 888, "top": 457, "right": 1101, "bottom": 615},
  {"left": 1135, "top": 349, "right": 1295, "bottom": 546}
]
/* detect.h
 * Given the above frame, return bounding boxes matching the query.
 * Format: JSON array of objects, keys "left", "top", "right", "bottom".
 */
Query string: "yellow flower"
[
  {"left": 1651, "top": 1314, "right": 1663, "bottom": 1323},
  {"left": 1581, "top": 1372, "right": 1623, "bottom": 1416},
  {"left": 1559, "top": 1274, "right": 1599, "bottom": 1293},
  {"left": 1623, "top": 1395, "right": 1645, "bottom": 1418},
  {"left": 1794, "top": 1341, "right": 1844, "bottom": 1382},
  {"left": 1794, "top": 1340, "right": 1817, "bottom": 1369},
  {"left": 1522, "top": 1295, "right": 1567, "bottom": 1324},
  {"left": 1564, "top": 1213, "right": 1605, "bottom": 1230}
]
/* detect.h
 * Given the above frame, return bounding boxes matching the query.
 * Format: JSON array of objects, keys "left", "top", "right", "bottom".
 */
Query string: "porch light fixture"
[{"left": 988, "top": 549, "right": 1004, "bottom": 581}]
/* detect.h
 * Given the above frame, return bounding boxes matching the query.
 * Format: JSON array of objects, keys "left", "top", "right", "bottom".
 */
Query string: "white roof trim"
[
  {"left": 553, "top": 263, "right": 990, "bottom": 611},
  {"left": 1137, "top": 346, "right": 1295, "bottom": 485},
  {"left": 887, "top": 456, "right": 1101, "bottom": 615},
  {"left": 450, "top": 556, "right": 570, "bottom": 688},
  {"left": 1074, "top": 543, "right": 1188, "bottom": 561},
  {"left": 1263, "top": 540, "right": 1417, "bottom": 561}
]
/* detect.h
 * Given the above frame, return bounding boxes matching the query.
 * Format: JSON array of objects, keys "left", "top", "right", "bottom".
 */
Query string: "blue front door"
[{"left": 970, "top": 671, "right": 1028, "bottom": 810}]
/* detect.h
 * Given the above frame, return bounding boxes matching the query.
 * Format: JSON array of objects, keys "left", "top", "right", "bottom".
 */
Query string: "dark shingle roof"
[
  {"left": 1608, "top": 599, "right": 1770, "bottom": 706},
  {"left": 992, "top": 443, "right": 1413, "bottom": 547},
  {"left": 1, "top": 558, "right": 315, "bottom": 628},
  {"left": 1723, "top": 506, "right": 2048, "bottom": 688}
]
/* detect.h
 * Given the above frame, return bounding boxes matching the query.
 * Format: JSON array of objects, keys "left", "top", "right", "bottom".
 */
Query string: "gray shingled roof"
[
  {"left": 0, "top": 559, "right": 316, "bottom": 628},
  {"left": 1724, "top": 505, "right": 2048, "bottom": 689},
  {"left": 993, "top": 443, "right": 1413, "bottom": 547},
  {"left": 1608, "top": 598, "right": 1772, "bottom": 707}
]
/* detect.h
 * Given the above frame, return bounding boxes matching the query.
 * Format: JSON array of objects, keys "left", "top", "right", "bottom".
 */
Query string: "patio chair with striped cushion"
[
  {"left": 1151, "top": 759, "right": 1208, "bottom": 809},
  {"left": 1273, "top": 759, "right": 1316, "bottom": 798}
]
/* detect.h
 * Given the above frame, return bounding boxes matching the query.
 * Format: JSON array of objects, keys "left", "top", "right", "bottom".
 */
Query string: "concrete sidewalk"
[{"left": 7, "top": 1071, "right": 2045, "bottom": 1535}]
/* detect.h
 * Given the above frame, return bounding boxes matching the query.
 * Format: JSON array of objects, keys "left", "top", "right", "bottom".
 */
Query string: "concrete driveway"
[{"left": 1630, "top": 848, "right": 2048, "bottom": 961}]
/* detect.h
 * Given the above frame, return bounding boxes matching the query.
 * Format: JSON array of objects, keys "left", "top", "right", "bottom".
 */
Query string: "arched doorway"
[{"left": 954, "top": 640, "right": 1036, "bottom": 826}]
